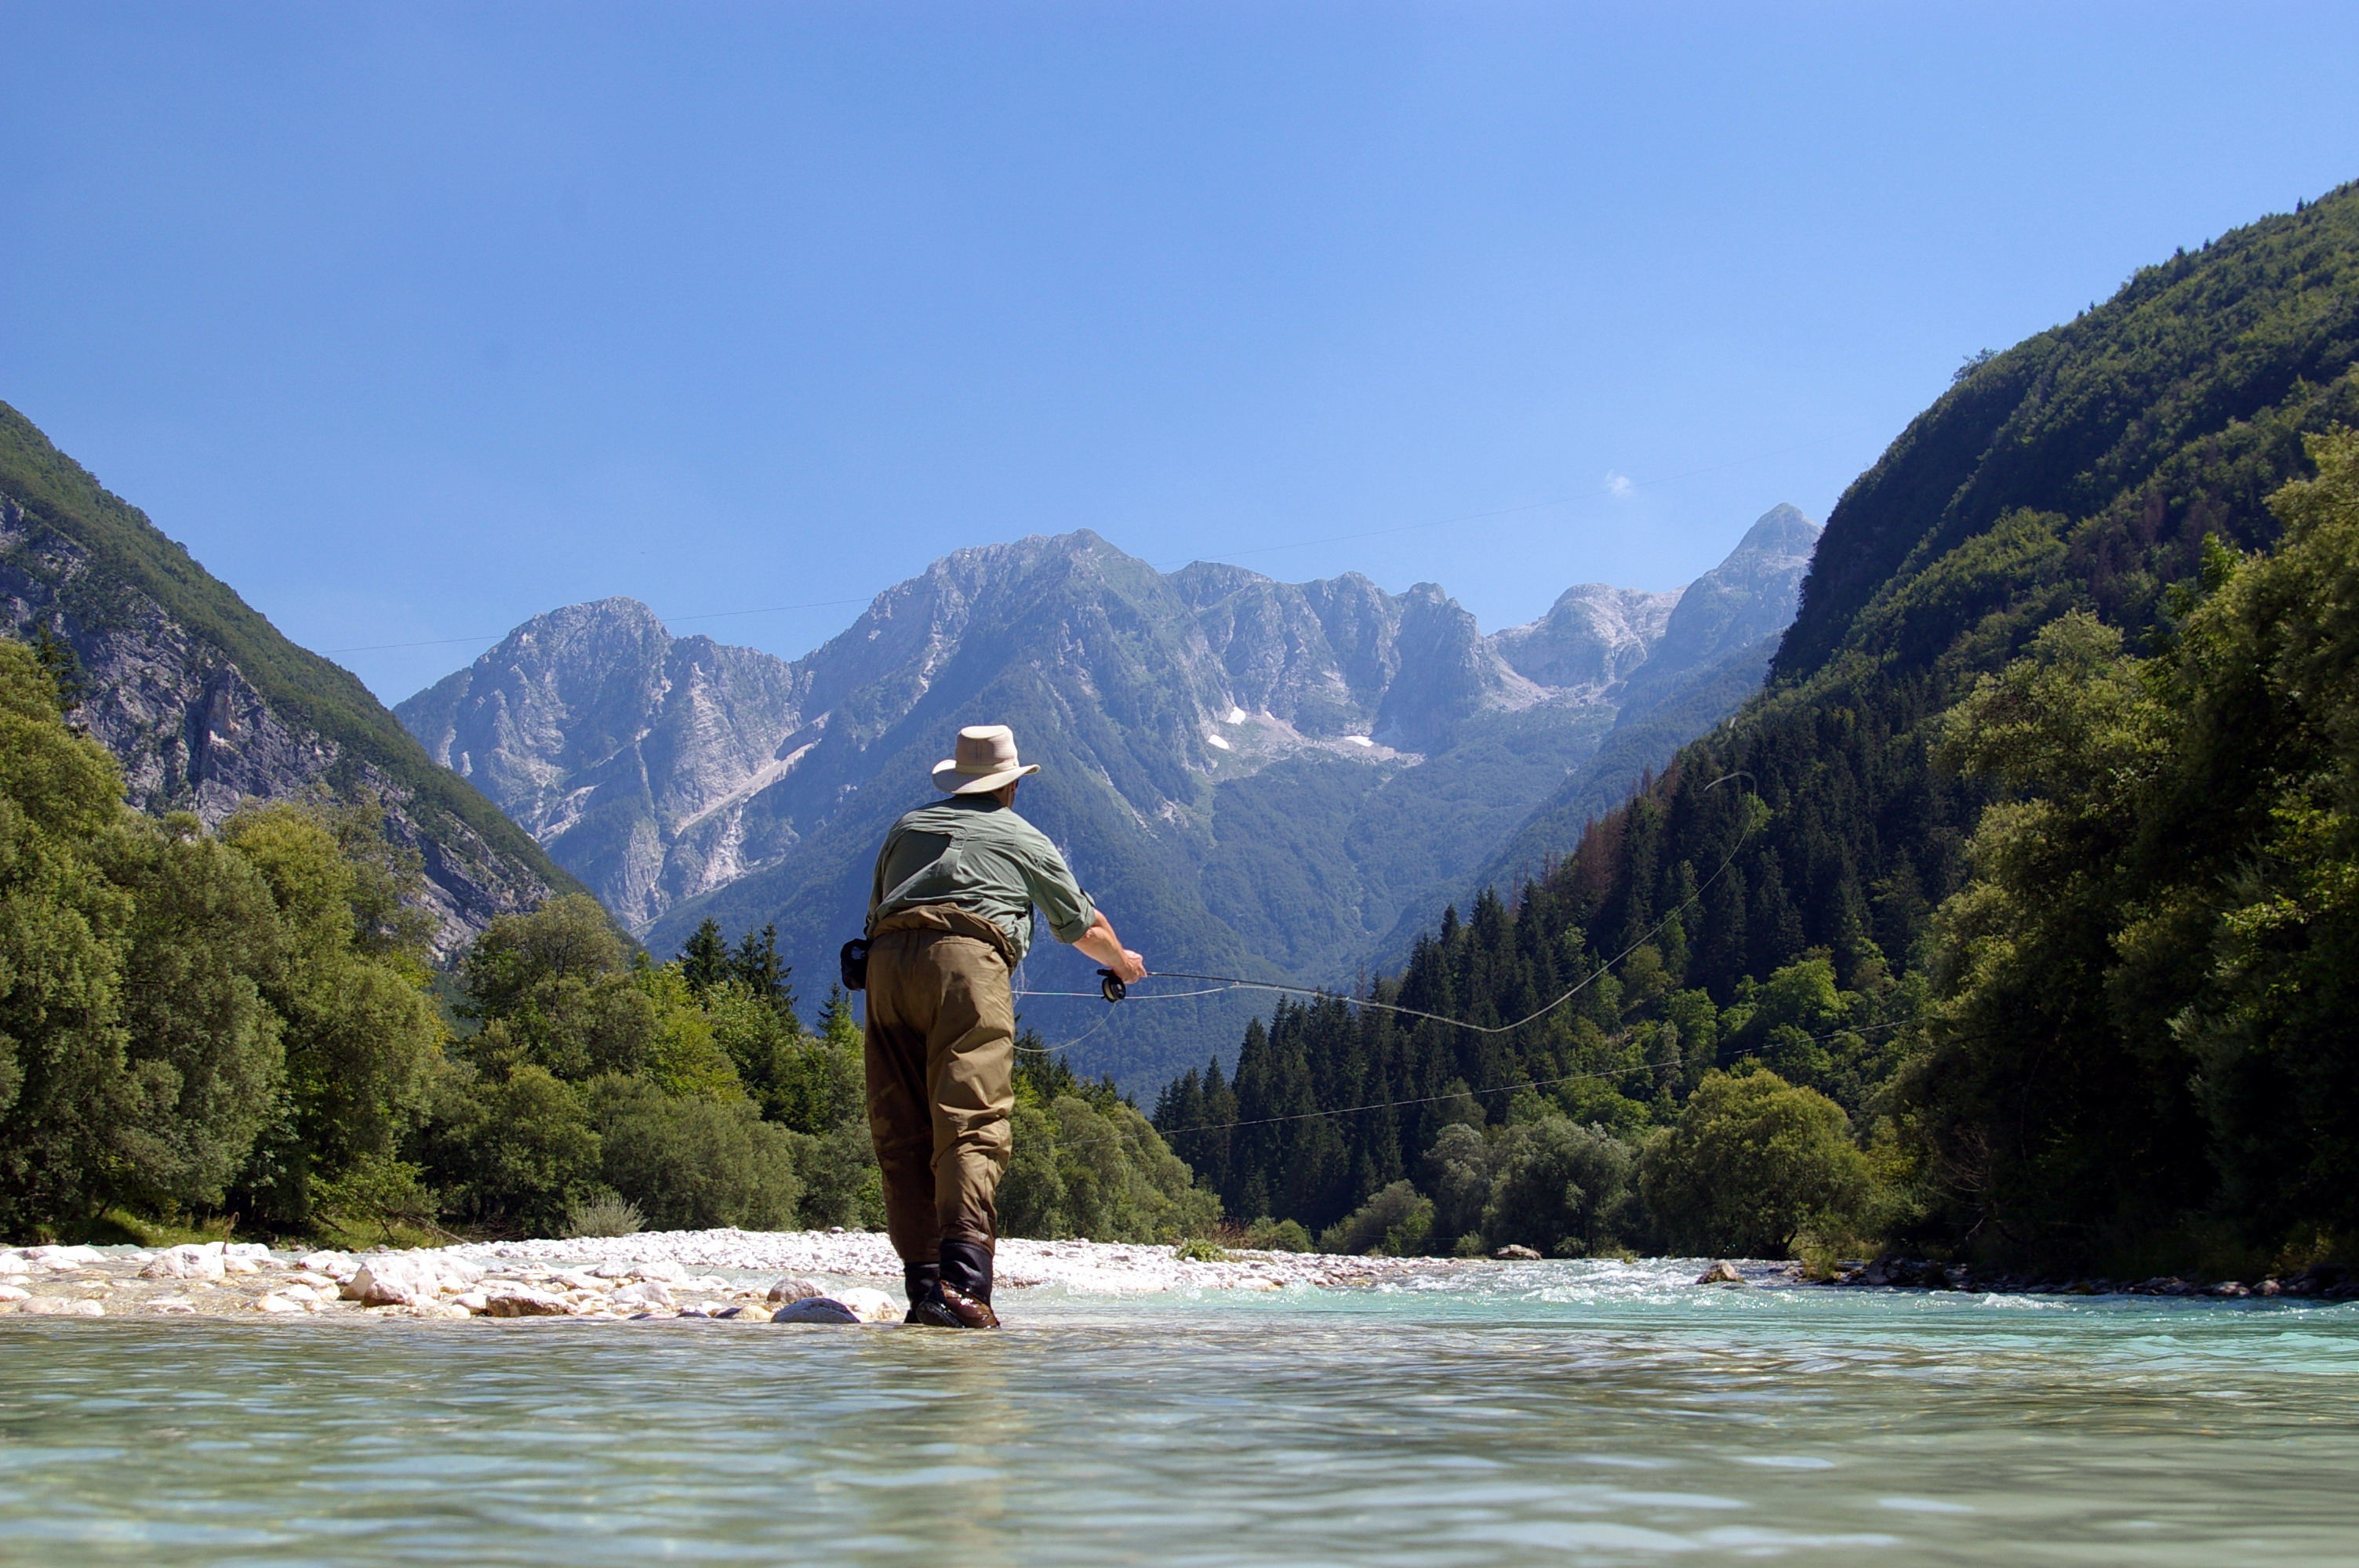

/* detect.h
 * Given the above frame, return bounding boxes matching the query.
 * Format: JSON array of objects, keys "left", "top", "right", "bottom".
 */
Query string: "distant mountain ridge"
[
  {"left": 402, "top": 510, "right": 1816, "bottom": 1087},
  {"left": 0, "top": 401, "right": 587, "bottom": 953}
]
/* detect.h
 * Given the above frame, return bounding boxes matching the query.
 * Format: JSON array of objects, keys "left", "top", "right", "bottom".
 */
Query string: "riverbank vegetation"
[
  {"left": 1160, "top": 180, "right": 2359, "bottom": 1280},
  {"left": 0, "top": 639, "right": 1213, "bottom": 1247}
]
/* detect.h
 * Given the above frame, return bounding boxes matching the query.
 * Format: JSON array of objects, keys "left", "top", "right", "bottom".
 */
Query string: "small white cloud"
[{"left": 1605, "top": 471, "right": 1635, "bottom": 498}]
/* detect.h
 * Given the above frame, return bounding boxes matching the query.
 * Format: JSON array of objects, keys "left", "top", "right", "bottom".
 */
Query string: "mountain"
[
  {"left": 403, "top": 515, "right": 1814, "bottom": 1087},
  {"left": 1162, "top": 180, "right": 2359, "bottom": 1269},
  {"left": 0, "top": 401, "right": 588, "bottom": 953},
  {"left": 1383, "top": 503, "right": 1823, "bottom": 959}
]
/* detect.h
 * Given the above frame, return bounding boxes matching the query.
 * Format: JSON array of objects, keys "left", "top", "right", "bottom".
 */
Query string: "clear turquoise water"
[{"left": 4, "top": 1261, "right": 2356, "bottom": 1566}]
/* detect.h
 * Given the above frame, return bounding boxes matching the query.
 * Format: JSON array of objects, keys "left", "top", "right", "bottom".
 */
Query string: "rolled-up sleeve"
[{"left": 1016, "top": 829, "right": 1096, "bottom": 944}]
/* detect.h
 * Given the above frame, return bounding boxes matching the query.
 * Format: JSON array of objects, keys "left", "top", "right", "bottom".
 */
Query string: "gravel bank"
[{"left": 0, "top": 1231, "right": 1480, "bottom": 1325}]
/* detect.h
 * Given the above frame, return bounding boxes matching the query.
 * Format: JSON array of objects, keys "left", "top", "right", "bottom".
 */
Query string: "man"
[{"left": 863, "top": 724, "right": 1147, "bottom": 1328}]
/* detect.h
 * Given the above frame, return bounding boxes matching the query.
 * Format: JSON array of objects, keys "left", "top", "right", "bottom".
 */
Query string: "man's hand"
[{"left": 1074, "top": 911, "right": 1147, "bottom": 983}]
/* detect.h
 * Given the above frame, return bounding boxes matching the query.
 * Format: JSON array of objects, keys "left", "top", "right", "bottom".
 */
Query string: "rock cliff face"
[
  {"left": 400, "top": 600, "right": 812, "bottom": 933},
  {"left": 402, "top": 511, "right": 1817, "bottom": 1087},
  {"left": 0, "top": 403, "right": 585, "bottom": 955}
]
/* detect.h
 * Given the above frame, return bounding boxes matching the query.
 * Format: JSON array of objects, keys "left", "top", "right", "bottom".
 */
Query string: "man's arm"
[{"left": 1071, "top": 909, "right": 1146, "bottom": 983}]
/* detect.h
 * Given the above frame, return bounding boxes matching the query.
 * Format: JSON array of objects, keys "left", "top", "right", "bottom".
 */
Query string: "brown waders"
[{"left": 863, "top": 905, "right": 1016, "bottom": 1326}]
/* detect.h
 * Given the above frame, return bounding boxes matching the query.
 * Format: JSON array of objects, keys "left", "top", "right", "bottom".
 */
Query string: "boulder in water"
[
  {"left": 772, "top": 1296, "right": 863, "bottom": 1324},
  {"left": 1493, "top": 1245, "right": 1543, "bottom": 1261},
  {"left": 773, "top": 1287, "right": 900, "bottom": 1325},
  {"left": 1696, "top": 1261, "right": 1744, "bottom": 1285},
  {"left": 766, "top": 1276, "right": 827, "bottom": 1303}
]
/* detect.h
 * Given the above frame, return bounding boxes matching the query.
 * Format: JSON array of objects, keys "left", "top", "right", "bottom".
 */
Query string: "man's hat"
[{"left": 931, "top": 724, "right": 1041, "bottom": 795}]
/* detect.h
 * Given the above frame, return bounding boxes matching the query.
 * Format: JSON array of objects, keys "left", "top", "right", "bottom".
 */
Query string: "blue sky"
[{"left": 5, "top": 4, "right": 2357, "bottom": 702}]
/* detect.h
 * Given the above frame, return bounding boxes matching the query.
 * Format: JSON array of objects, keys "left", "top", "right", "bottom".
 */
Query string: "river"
[{"left": 3, "top": 1258, "right": 2354, "bottom": 1564}]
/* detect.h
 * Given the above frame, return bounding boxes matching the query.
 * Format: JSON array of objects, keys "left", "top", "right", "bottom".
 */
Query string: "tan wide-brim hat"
[{"left": 931, "top": 724, "right": 1041, "bottom": 795}]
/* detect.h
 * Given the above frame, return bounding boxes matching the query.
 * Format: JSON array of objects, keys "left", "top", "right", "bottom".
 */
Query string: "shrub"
[
  {"left": 587, "top": 1074, "right": 802, "bottom": 1232},
  {"left": 786, "top": 1121, "right": 885, "bottom": 1230},
  {"left": 998, "top": 1092, "right": 1219, "bottom": 1243},
  {"left": 1638, "top": 1067, "right": 1878, "bottom": 1257},
  {"left": 420, "top": 1063, "right": 602, "bottom": 1238},
  {"left": 1245, "top": 1217, "right": 1311, "bottom": 1253},
  {"left": 1481, "top": 1116, "right": 1641, "bottom": 1258},
  {"left": 1318, "top": 1180, "right": 1434, "bottom": 1256},
  {"left": 566, "top": 1190, "right": 645, "bottom": 1239}
]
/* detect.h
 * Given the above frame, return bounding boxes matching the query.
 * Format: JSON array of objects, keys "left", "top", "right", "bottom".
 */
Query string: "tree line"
[
  {"left": 1158, "top": 430, "right": 2359, "bottom": 1276},
  {"left": 0, "top": 634, "right": 1208, "bottom": 1248}
]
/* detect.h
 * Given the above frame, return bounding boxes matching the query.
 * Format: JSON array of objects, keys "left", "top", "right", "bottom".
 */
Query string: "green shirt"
[{"left": 867, "top": 794, "right": 1096, "bottom": 961}]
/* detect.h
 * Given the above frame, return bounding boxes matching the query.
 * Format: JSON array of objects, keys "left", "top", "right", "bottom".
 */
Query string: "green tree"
[
  {"left": 1912, "top": 429, "right": 2359, "bottom": 1266},
  {"left": 0, "top": 637, "right": 138, "bottom": 1231},
  {"left": 1481, "top": 1116, "right": 1640, "bottom": 1258},
  {"left": 420, "top": 1063, "right": 602, "bottom": 1238},
  {"left": 218, "top": 800, "right": 445, "bottom": 1232},
  {"left": 1639, "top": 1067, "right": 1877, "bottom": 1257},
  {"left": 679, "top": 917, "right": 729, "bottom": 996},
  {"left": 586, "top": 1074, "right": 803, "bottom": 1231},
  {"left": 95, "top": 814, "right": 287, "bottom": 1215}
]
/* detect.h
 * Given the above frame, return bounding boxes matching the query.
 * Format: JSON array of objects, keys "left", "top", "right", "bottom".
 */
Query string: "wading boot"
[
  {"left": 912, "top": 1239, "right": 999, "bottom": 1329},
  {"left": 902, "top": 1261, "right": 941, "bottom": 1326}
]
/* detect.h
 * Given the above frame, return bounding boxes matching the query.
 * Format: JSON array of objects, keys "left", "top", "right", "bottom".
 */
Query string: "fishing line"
[
  {"left": 1061, "top": 1013, "right": 1915, "bottom": 1150},
  {"left": 1028, "top": 771, "right": 1760, "bottom": 1044}
]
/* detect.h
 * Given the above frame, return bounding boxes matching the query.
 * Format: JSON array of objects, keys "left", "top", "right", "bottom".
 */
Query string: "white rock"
[
  {"left": 254, "top": 1294, "right": 304, "bottom": 1313},
  {"left": 21, "top": 1297, "right": 105, "bottom": 1316},
  {"left": 0, "top": 1254, "right": 27, "bottom": 1277},
  {"left": 765, "top": 1276, "right": 827, "bottom": 1304},
  {"left": 552, "top": 1270, "right": 609, "bottom": 1293},
  {"left": 618, "top": 1258, "right": 685, "bottom": 1283},
  {"left": 435, "top": 1258, "right": 485, "bottom": 1291},
  {"left": 686, "top": 1275, "right": 731, "bottom": 1293},
  {"left": 611, "top": 1280, "right": 675, "bottom": 1309},
  {"left": 277, "top": 1283, "right": 321, "bottom": 1304},
  {"left": 286, "top": 1272, "right": 337, "bottom": 1292},
  {"left": 25, "top": 1244, "right": 104, "bottom": 1264},
  {"left": 452, "top": 1291, "right": 490, "bottom": 1314},
  {"left": 836, "top": 1287, "right": 900, "bottom": 1322},
  {"left": 142, "top": 1243, "right": 226, "bottom": 1282},
  {"left": 225, "top": 1243, "right": 271, "bottom": 1261},
  {"left": 484, "top": 1288, "right": 570, "bottom": 1318},
  {"left": 224, "top": 1256, "right": 262, "bottom": 1274},
  {"left": 296, "top": 1250, "right": 354, "bottom": 1277},
  {"left": 0, "top": 1284, "right": 28, "bottom": 1302},
  {"left": 147, "top": 1298, "right": 198, "bottom": 1314},
  {"left": 347, "top": 1254, "right": 444, "bottom": 1307},
  {"left": 36, "top": 1258, "right": 85, "bottom": 1274}
]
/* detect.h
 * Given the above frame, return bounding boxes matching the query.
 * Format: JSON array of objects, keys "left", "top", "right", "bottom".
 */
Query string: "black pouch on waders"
[{"left": 840, "top": 938, "right": 871, "bottom": 991}]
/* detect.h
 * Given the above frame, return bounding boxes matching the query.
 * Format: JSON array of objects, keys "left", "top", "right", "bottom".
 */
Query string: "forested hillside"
[{"left": 1161, "top": 182, "right": 2359, "bottom": 1277}]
